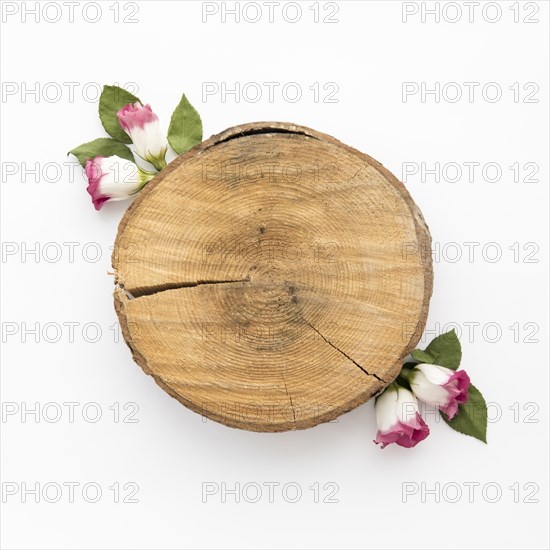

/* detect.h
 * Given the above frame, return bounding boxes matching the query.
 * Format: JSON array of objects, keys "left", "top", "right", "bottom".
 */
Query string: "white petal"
[
  {"left": 410, "top": 370, "right": 450, "bottom": 407},
  {"left": 129, "top": 120, "right": 167, "bottom": 160},
  {"left": 395, "top": 387, "right": 419, "bottom": 423},
  {"left": 415, "top": 363, "right": 453, "bottom": 384},
  {"left": 375, "top": 387, "right": 399, "bottom": 432},
  {"left": 97, "top": 156, "right": 141, "bottom": 198}
]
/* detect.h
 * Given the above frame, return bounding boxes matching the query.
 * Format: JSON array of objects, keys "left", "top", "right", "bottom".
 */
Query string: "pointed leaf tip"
[{"left": 167, "top": 93, "right": 203, "bottom": 155}]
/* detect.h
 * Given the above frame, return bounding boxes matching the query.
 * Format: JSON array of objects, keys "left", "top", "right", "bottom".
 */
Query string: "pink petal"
[
  {"left": 440, "top": 400, "right": 459, "bottom": 419},
  {"left": 444, "top": 370, "right": 471, "bottom": 403},
  {"left": 374, "top": 413, "right": 430, "bottom": 449},
  {"left": 84, "top": 157, "right": 109, "bottom": 210},
  {"left": 440, "top": 370, "right": 471, "bottom": 419},
  {"left": 117, "top": 102, "right": 158, "bottom": 132}
]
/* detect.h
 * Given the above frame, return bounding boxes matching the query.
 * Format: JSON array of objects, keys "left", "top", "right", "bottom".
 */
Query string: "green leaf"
[
  {"left": 441, "top": 384, "right": 487, "bottom": 443},
  {"left": 410, "top": 349, "right": 434, "bottom": 364},
  {"left": 99, "top": 85, "right": 141, "bottom": 144},
  {"left": 425, "top": 329, "right": 462, "bottom": 370},
  {"left": 410, "top": 329, "right": 462, "bottom": 370},
  {"left": 167, "top": 93, "right": 203, "bottom": 154},
  {"left": 68, "top": 138, "right": 135, "bottom": 167}
]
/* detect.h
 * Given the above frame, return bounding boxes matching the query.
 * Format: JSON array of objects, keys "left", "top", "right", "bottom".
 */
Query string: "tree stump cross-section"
[{"left": 113, "top": 122, "right": 433, "bottom": 432}]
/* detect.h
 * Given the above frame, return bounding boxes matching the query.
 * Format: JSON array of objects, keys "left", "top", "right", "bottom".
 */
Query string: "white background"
[{"left": 1, "top": 1, "right": 549, "bottom": 549}]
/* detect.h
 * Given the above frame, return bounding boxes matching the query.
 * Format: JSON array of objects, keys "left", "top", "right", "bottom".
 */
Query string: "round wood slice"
[{"left": 113, "top": 122, "right": 433, "bottom": 432}]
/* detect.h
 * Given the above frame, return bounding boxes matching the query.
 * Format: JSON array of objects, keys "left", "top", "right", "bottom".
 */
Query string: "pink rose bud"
[
  {"left": 408, "top": 364, "right": 471, "bottom": 420},
  {"left": 117, "top": 102, "right": 167, "bottom": 170},
  {"left": 85, "top": 155, "right": 153, "bottom": 211},
  {"left": 374, "top": 384, "right": 430, "bottom": 449}
]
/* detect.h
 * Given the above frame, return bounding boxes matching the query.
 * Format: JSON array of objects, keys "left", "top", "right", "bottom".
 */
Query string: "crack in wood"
[
  {"left": 207, "top": 127, "right": 318, "bottom": 150},
  {"left": 282, "top": 377, "right": 297, "bottom": 425},
  {"left": 121, "top": 278, "right": 250, "bottom": 299},
  {"left": 305, "top": 321, "right": 387, "bottom": 384}
]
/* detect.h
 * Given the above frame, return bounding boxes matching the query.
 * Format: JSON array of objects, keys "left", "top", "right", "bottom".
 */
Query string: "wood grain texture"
[{"left": 113, "top": 122, "right": 433, "bottom": 431}]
